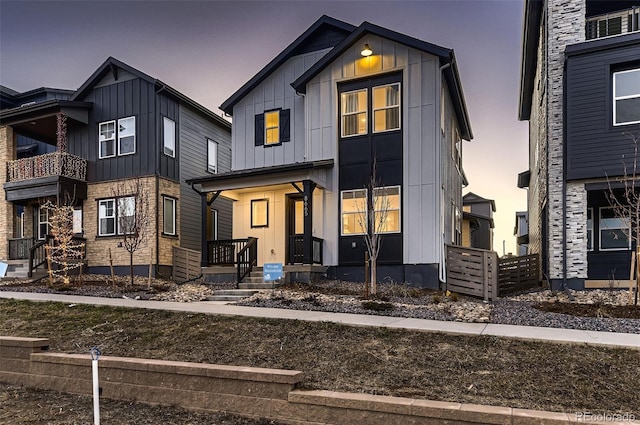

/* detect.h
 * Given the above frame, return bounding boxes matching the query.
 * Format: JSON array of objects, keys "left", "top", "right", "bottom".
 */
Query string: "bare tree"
[
  {"left": 606, "top": 128, "right": 640, "bottom": 305},
  {"left": 355, "top": 161, "right": 393, "bottom": 296},
  {"left": 113, "top": 178, "right": 150, "bottom": 287}
]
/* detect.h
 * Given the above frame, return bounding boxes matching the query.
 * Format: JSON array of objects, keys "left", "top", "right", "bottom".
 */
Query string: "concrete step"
[
  {"left": 238, "top": 282, "right": 281, "bottom": 290},
  {"left": 213, "top": 289, "right": 259, "bottom": 297},
  {"left": 206, "top": 295, "right": 253, "bottom": 302}
]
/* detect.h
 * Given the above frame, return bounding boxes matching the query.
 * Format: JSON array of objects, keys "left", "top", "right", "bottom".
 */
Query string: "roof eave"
[{"left": 518, "top": 0, "right": 543, "bottom": 121}]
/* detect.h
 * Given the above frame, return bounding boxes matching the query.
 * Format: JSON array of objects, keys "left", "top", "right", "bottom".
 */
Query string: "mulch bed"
[{"left": 534, "top": 301, "right": 640, "bottom": 319}]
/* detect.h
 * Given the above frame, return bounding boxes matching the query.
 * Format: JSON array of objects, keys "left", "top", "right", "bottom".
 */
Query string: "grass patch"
[{"left": 0, "top": 299, "right": 638, "bottom": 415}]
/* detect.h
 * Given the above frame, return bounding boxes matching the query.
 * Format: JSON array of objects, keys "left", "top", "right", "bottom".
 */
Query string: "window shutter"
[
  {"left": 279, "top": 109, "right": 290, "bottom": 143},
  {"left": 255, "top": 114, "right": 264, "bottom": 146}
]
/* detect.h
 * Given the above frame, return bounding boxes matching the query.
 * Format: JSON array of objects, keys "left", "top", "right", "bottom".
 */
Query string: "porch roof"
[{"left": 186, "top": 159, "right": 334, "bottom": 192}]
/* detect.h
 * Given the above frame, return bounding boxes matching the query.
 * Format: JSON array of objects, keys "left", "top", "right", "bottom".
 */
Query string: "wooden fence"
[
  {"left": 446, "top": 245, "right": 498, "bottom": 301},
  {"left": 446, "top": 246, "right": 541, "bottom": 301},
  {"left": 173, "top": 246, "right": 202, "bottom": 282},
  {"left": 497, "top": 254, "right": 540, "bottom": 296}
]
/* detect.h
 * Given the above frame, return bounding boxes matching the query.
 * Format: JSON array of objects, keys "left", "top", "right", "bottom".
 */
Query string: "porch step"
[
  {"left": 1, "top": 260, "right": 29, "bottom": 280},
  {"left": 206, "top": 289, "right": 259, "bottom": 302},
  {"left": 238, "top": 282, "right": 283, "bottom": 290}
]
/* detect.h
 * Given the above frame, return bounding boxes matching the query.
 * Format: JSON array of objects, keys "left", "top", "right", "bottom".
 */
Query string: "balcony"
[
  {"left": 4, "top": 152, "right": 88, "bottom": 202},
  {"left": 586, "top": 6, "right": 640, "bottom": 40},
  {"left": 7, "top": 152, "right": 87, "bottom": 183}
]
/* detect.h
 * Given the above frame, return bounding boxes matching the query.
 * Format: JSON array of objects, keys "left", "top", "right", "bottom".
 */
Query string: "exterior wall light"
[{"left": 361, "top": 43, "right": 373, "bottom": 57}]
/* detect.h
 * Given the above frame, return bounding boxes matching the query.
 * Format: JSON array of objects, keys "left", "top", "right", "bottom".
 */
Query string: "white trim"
[
  {"left": 373, "top": 185, "right": 401, "bottom": 234},
  {"left": 163, "top": 196, "right": 177, "bottom": 236},
  {"left": 98, "top": 199, "right": 116, "bottom": 236},
  {"left": 163, "top": 117, "right": 176, "bottom": 157},
  {"left": 340, "top": 88, "right": 368, "bottom": 138},
  {"left": 613, "top": 68, "right": 640, "bottom": 126},
  {"left": 340, "top": 189, "right": 367, "bottom": 235},
  {"left": 207, "top": 138, "right": 218, "bottom": 174},
  {"left": 117, "top": 116, "right": 136, "bottom": 156}
]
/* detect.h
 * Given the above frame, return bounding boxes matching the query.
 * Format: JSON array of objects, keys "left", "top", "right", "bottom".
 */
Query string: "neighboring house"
[
  {"left": 0, "top": 57, "right": 232, "bottom": 278},
  {"left": 187, "top": 16, "right": 472, "bottom": 288},
  {"left": 518, "top": 0, "right": 640, "bottom": 288},
  {"left": 514, "top": 211, "right": 528, "bottom": 257},
  {"left": 461, "top": 192, "right": 495, "bottom": 251}
]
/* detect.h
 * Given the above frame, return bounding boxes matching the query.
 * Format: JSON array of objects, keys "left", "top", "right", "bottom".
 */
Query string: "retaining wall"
[{"left": 0, "top": 336, "right": 583, "bottom": 424}]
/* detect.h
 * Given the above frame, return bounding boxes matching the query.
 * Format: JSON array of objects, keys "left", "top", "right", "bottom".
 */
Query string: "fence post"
[
  {"left": 491, "top": 253, "right": 498, "bottom": 300},
  {"left": 482, "top": 251, "right": 489, "bottom": 302}
]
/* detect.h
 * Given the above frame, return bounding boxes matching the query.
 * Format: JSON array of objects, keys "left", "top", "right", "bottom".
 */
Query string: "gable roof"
[
  {"left": 291, "top": 20, "right": 473, "bottom": 141},
  {"left": 70, "top": 57, "right": 230, "bottom": 130},
  {"left": 463, "top": 192, "right": 496, "bottom": 212},
  {"left": 220, "top": 15, "right": 355, "bottom": 115}
]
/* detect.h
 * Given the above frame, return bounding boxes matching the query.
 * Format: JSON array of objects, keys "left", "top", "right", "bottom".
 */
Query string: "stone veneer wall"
[
  {"left": 565, "top": 182, "right": 587, "bottom": 278},
  {"left": 0, "top": 126, "right": 16, "bottom": 260},
  {"left": 84, "top": 176, "right": 180, "bottom": 272},
  {"left": 546, "top": 0, "right": 585, "bottom": 279},
  {"left": 0, "top": 336, "right": 582, "bottom": 425}
]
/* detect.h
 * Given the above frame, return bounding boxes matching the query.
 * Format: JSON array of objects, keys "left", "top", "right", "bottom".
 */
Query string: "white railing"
[
  {"left": 7, "top": 152, "right": 87, "bottom": 182},
  {"left": 586, "top": 7, "right": 640, "bottom": 40}
]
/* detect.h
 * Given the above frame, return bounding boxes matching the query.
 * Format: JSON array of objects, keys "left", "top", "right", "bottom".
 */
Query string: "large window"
[
  {"left": 251, "top": 199, "right": 268, "bottom": 228},
  {"left": 98, "top": 197, "right": 135, "bottom": 236},
  {"left": 207, "top": 138, "right": 218, "bottom": 173},
  {"left": 373, "top": 83, "right": 400, "bottom": 133},
  {"left": 599, "top": 207, "right": 630, "bottom": 250},
  {"left": 99, "top": 116, "right": 136, "bottom": 158},
  {"left": 341, "top": 89, "right": 367, "bottom": 137},
  {"left": 163, "top": 196, "right": 176, "bottom": 236},
  {"left": 341, "top": 187, "right": 401, "bottom": 235},
  {"left": 163, "top": 117, "right": 175, "bottom": 157},
  {"left": 613, "top": 68, "right": 640, "bottom": 126}
]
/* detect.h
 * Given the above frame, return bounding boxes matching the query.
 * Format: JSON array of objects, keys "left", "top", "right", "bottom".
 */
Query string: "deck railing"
[
  {"left": 288, "top": 236, "right": 323, "bottom": 264},
  {"left": 8, "top": 237, "right": 35, "bottom": 260},
  {"left": 7, "top": 152, "right": 87, "bottom": 182},
  {"left": 586, "top": 7, "right": 640, "bottom": 40},
  {"left": 27, "top": 235, "right": 87, "bottom": 278}
]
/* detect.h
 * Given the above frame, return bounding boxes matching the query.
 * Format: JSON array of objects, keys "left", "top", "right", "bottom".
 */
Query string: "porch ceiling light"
[{"left": 361, "top": 43, "right": 373, "bottom": 57}]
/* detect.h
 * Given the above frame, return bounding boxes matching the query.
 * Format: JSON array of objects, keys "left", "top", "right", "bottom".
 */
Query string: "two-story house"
[
  {"left": 518, "top": 0, "right": 640, "bottom": 288},
  {"left": 0, "top": 57, "right": 232, "bottom": 278},
  {"left": 188, "top": 16, "right": 472, "bottom": 288},
  {"left": 461, "top": 192, "right": 495, "bottom": 251}
]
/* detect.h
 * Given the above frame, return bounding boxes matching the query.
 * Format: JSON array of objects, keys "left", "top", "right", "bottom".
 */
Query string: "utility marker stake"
[{"left": 90, "top": 347, "right": 101, "bottom": 425}]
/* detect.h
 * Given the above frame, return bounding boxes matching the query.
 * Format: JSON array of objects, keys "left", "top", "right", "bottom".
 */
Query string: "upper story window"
[
  {"left": 373, "top": 83, "right": 400, "bottom": 133},
  {"left": 255, "top": 109, "right": 290, "bottom": 147},
  {"left": 613, "top": 68, "right": 640, "bottom": 126},
  {"left": 586, "top": 7, "right": 639, "bottom": 40},
  {"left": 163, "top": 117, "right": 176, "bottom": 157},
  {"left": 207, "top": 138, "right": 218, "bottom": 173},
  {"left": 452, "top": 126, "right": 462, "bottom": 171},
  {"left": 99, "top": 116, "right": 135, "bottom": 159},
  {"left": 341, "top": 89, "right": 368, "bottom": 137}
]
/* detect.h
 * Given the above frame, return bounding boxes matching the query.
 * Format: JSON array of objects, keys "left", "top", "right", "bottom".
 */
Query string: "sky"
[{"left": 0, "top": 0, "right": 529, "bottom": 256}]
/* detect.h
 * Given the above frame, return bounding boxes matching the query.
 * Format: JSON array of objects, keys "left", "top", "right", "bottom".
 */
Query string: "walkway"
[{"left": 1, "top": 291, "right": 639, "bottom": 350}]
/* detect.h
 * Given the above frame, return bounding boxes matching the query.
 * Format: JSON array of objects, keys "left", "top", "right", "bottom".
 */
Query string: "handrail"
[
  {"left": 28, "top": 236, "right": 51, "bottom": 278},
  {"left": 236, "top": 237, "right": 257, "bottom": 286}
]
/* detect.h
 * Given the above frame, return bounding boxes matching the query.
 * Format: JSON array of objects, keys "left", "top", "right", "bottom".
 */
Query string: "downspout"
[{"left": 439, "top": 61, "right": 452, "bottom": 284}]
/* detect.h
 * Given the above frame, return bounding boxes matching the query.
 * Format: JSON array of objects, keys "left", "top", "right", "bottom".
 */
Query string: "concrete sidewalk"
[{"left": 1, "top": 291, "right": 639, "bottom": 350}]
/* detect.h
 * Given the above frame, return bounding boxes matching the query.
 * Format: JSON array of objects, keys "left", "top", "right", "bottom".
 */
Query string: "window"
[
  {"left": 452, "top": 203, "right": 461, "bottom": 245},
  {"left": 587, "top": 208, "right": 593, "bottom": 251},
  {"left": 98, "top": 200, "right": 116, "bottom": 236},
  {"left": 163, "top": 197, "right": 176, "bottom": 236},
  {"left": 207, "top": 139, "right": 218, "bottom": 173},
  {"left": 373, "top": 83, "right": 400, "bottom": 132},
  {"left": 341, "top": 189, "right": 367, "bottom": 235},
  {"left": 613, "top": 68, "right": 640, "bottom": 126},
  {"left": 373, "top": 186, "right": 401, "bottom": 233},
  {"left": 599, "top": 207, "right": 630, "bottom": 250},
  {"left": 255, "top": 109, "right": 290, "bottom": 146},
  {"left": 208, "top": 208, "right": 218, "bottom": 240},
  {"left": 99, "top": 116, "right": 135, "bottom": 158},
  {"left": 37, "top": 206, "right": 49, "bottom": 240},
  {"left": 163, "top": 117, "right": 175, "bottom": 157},
  {"left": 99, "top": 120, "right": 116, "bottom": 159},
  {"left": 341, "top": 89, "right": 367, "bottom": 137},
  {"left": 117, "top": 197, "right": 135, "bottom": 235},
  {"left": 251, "top": 199, "right": 268, "bottom": 228},
  {"left": 264, "top": 111, "right": 279, "bottom": 145},
  {"left": 117, "top": 117, "right": 136, "bottom": 155},
  {"left": 98, "top": 197, "right": 135, "bottom": 236},
  {"left": 452, "top": 126, "right": 462, "bottom": 170}
]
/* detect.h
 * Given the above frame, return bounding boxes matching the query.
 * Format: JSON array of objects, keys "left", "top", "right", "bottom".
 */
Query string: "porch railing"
[
  {"left": 8, "top": 237, "right": 35, "bottom": 260},
  {"left": 28, "top": 235, "right": 87, "bottom": 278},
  {"left": 207, "top": 239, "right": 252, "bottom": 266},
  {"left": 288, "top": 236, "right": 323, "bottom": 265},
  {"left": 236, "top": 237, "right": 258, "bottom": 285},
  {"left": 7, "top": 152, "right": 88, "bottom": 182}
]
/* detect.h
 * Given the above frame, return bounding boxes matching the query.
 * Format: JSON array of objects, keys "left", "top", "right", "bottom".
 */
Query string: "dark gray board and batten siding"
[
  {"left": 565, "top": 36, "right": 640, "bottom": 181},
  {"left": 178, "top": 105, "right": 232, "bottom": 251}
]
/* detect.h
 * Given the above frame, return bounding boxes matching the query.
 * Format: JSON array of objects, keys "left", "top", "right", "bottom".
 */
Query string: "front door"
[{"left": 286, "top": 195, "right": 304, "bottom": 264}]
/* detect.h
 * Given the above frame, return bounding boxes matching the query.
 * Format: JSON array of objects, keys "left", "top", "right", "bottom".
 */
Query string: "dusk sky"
[{"left": 0, "top": 0, "right": 529, "bottom": 255}]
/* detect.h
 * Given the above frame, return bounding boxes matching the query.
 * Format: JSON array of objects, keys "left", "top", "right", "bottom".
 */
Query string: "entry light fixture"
[{"left": 361, "top": 43, "right": 372, "bottom": 57}]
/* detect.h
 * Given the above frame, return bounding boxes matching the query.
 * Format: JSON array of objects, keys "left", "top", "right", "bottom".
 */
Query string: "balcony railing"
[
  {"left": 586, "top": 7, "right": 640, "bottom": 40},
  {"left": 7, "top": 152, "right": 87, "bottom": 183}
]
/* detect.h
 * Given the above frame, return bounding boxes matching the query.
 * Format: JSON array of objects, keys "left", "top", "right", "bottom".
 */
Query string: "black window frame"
[{"left": 250, "top": 198, "right": 269, "bottom": 228}]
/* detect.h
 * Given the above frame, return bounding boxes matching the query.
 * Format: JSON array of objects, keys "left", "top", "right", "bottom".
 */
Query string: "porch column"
[
  {"left": 201, "top": 192, "right": 208, "bottom": 267},
  {"left": 0, "top": 126, "right": 16, "bottom": 260},
  {"left": 302, "top": 180, "right": 316, "bottom": 265}
]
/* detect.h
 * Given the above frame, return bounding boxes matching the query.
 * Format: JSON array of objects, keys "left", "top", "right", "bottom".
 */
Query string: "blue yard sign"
[
  {"left": 0, "top": 262, "right": 7, "bottom": 278},
  {"left": 263, "top": 263, "right": 283, "bottom": 282}
]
